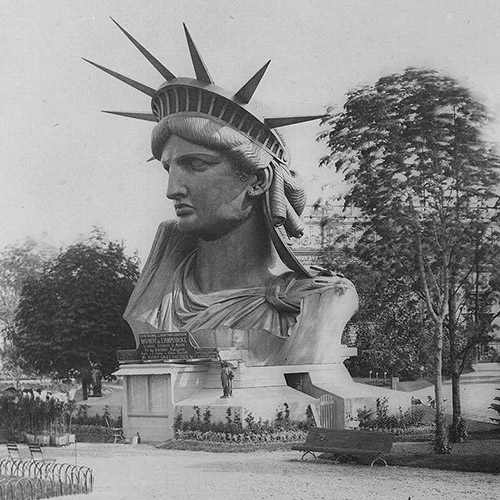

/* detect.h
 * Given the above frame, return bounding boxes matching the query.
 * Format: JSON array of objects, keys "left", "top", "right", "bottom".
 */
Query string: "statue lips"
[{"left": 174, "top": 203, "right": 195, "bottom": 216}]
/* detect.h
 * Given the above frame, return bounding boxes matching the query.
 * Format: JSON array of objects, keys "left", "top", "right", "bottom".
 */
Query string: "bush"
[
  {"left": 0, "top": 391, "right": 121, "bottom": 437},
  {"left": 71, "top": 423, "right": 109, "bottom": 436},
  {"left": 173, "top": 403, "right": 311, "bottom": 444},
  {"left": 0, "top": 391, "right": 80, "bottom": 435},
  {"left": 357, "top": 397, "right": 426, "bottom": 434},
  {"left": 72, "top": 404, "right": 122, "bottom": 427}
]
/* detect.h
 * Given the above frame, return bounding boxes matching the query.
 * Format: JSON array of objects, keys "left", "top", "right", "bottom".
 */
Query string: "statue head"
[{"left": 84, "top": 20, "right": 325, "bottom": 276}]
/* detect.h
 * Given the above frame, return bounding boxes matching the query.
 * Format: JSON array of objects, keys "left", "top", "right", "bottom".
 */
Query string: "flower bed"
[{"left": 174, "top": 404, "right": 312, "bottom": 445}]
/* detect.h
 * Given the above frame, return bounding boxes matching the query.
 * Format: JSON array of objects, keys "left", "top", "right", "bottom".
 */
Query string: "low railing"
[{"left": 0, "top": 458, "right": 93, "bottom": 499}]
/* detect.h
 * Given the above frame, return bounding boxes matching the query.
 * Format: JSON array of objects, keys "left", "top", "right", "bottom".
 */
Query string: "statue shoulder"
[{"left": 266, "top": 271, "right": 357, "bottom": 312}]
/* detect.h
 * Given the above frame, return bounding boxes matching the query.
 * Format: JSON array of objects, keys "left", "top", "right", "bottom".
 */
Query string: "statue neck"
[{"left": 194, "top": 211, "right": 274, "bottom": 293}]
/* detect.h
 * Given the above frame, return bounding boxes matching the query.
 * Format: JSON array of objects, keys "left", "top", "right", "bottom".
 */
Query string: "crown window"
[
  {"left": 188, "top": 88, "right": 199, "bottom": 112},
  {"left": 177, "top": 87, "right": 187, "bottom": 112},
  {"left": 221, "top": 104, "right": 235, "bottom": 123},
  {"left": 211, "top": 97, "right": 225, "bottom": 118},
  {"left": 200, "top": 92, "right": 212, "bottom": 114}
]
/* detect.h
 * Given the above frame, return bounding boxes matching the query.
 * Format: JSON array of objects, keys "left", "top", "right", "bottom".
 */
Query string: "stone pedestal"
[
  {"left": 115, "top": 355, "right": 412, "bottom": 442},
  {"left": 116, "top": 278, "right": 412, "bottom": 442}
]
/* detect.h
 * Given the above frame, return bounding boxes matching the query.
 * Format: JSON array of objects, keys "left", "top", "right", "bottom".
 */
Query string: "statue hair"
[{"left": 151, "top": 115, "right": 272, "bottom": 175}]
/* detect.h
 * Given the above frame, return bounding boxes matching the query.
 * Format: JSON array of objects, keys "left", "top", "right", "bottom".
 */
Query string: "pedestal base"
[{"left": 115, "top": 361, "right": 412, "bottom": 442}]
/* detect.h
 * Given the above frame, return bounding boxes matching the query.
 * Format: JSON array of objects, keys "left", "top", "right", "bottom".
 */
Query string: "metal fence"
[{"left": 0, "top": 459, "right": 93, "bottom": 499}]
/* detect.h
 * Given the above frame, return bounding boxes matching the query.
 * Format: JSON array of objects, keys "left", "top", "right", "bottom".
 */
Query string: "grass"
[
  {"left": 386, "top": 452, "right": 500, "bottom": 473},
  {"left": 352, "top": 377, "right": 434, "bottom": 392},
  {"left": 158, "top": 422, "right": 500, "bottom": 473},
  {"left": 312, "top": 450, "right": 500, "bottom": 473}
]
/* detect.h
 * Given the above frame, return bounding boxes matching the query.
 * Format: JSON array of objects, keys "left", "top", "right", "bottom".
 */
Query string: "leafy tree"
[
  {"left": 14, "top": 230, "right": 139, "bottom": 397},
  {"left": 315, "top": 246, "right": 434, "bottom": 381},
  {"left": 0, "top": 239, "right": 54, "bottom": 380},
  {"left": 319, "top": 67, "right": 500, "bottom": 451}
]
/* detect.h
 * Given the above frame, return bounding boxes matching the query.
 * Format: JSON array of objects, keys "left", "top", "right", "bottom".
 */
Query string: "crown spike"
[
  {"left": 110, "top": 18, "right": 176, "bottom": 81},
  {"left": 82, "top": 58, "right": 156, "bottom": 97},
  {"left": 264, "top": 115, "right": 325, "bottom": 128},
  {"left": 102, "top": 110, "right": 157, "bottom": 122},
  {"left": 234, "top": 60, "right": 271, "bottom": 104},
  {"left": 183, "top": 24, "right": 213, "bottom": 84}
]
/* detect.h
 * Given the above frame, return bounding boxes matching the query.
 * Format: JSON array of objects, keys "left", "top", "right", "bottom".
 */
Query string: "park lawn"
[
  {"left": 159, "top": 431, "right": 500, "bottom": 474},
  {"left": 386, "top": 452, "right": 500, "bottom": 473}
]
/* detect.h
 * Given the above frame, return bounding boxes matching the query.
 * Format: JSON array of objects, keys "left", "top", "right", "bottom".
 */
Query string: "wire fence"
[{"left": 0, "top": 459, "right": 93, "bottom": 499}]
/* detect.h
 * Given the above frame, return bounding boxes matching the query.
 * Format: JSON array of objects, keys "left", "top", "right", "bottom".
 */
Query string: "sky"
[{"left": 1, "top": 0, "right": 500, "bottom": 262}]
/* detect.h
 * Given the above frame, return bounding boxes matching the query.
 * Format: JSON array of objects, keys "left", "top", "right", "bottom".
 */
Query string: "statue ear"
[{"left": 247, "top": 166, "right": 272, "bottom": 198}]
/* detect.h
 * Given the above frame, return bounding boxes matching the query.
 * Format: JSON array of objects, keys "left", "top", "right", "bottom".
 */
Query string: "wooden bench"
[{"left": 292, "top": 428, "right": 394, "bottom": 466}]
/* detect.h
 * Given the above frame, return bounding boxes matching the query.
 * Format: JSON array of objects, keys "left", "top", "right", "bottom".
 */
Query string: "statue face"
[{"left": 161, "top": 135, "right": 254, "bottom": 240}]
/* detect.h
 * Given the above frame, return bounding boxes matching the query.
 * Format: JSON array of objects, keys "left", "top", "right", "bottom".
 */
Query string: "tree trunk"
[
  {"left": 447, "top": 276, "right": 466, "bottom": 443},
  {"left": 449, "top": 368, "right": 467, "bottom": 442},
  {"left": 433, "top": 321, "right": 450, "bottom": 453},
  {"left": 451, "top": 370, "right": 461, "bottom": 426}
]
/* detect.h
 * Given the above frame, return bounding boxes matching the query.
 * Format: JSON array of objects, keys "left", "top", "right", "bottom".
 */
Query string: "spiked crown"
[
  {"left": 83, "top": 19, "right": 322, "bottom": 165},
  {"left": 84, "top": 19, "right": 324, "bottom": 277}
]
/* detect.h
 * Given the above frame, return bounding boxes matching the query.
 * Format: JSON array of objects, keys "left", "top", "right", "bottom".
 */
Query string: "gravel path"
[{"left": 47, "top": 443, "right": 497, "bottom": 500}]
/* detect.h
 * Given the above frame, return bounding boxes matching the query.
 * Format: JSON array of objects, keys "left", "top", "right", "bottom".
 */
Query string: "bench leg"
[
  {"left": 370, "top": 453, "right": 388, "bottom": 467},
  {"left": 300, "top": 450, "right": 317, "bottom": 461}
]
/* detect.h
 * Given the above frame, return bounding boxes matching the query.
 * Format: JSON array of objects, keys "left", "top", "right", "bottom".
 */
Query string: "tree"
[
  {"left": 319, "top": 67, "right": 500, "bottom": 451},
  {"left": 0, "top": 239, "right": 55, "bottom": 380},
  {"left": 14, "top": 230, "right": 139, "bottom": 397},
  {"left": 315, "top": 245, "right": 434, "bottom": 381}
]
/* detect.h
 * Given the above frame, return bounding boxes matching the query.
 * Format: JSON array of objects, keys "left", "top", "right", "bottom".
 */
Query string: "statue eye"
[{"left": 188, "top": 158, "right": 207, "bottom": 170}]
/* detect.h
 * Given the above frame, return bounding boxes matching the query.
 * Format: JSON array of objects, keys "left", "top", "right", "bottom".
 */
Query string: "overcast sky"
[{"left": 1, "top": 0, "right": 500, "bottom": 261}]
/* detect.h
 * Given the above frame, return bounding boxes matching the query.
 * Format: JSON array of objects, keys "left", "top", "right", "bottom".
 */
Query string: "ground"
[
  {"left": 27, "top": 442, "right": 497, "bottom": 500},
  {"left": 55, "top": 365, "right": 497, "bottom": 499},
  {"left": 2, "top": 366, "right": 498, "bottom": 498}
]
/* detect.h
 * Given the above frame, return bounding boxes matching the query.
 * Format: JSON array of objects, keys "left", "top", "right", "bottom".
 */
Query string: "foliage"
[
  {"left": 14, "top": 229, "right": 139, "bottom": 380},
  {"left": 357, "top": 397, "right": 426, "bottom": 435},
  {"left": 0, "top": 391, "right": 80, "bottom": 435},
  {"left": 70, "top": 423, "right": 110, "bottom": 436},
  {"left": 0, "top": 239, "right": 55, "bottom": 377},
  {"left": 0, "top": 390, "right": 122, "bottom": 440},
  {"left": 318, "top": 249, "right": 435, "bottom": 379},
  {"left": 319, "top": 67, "right": 500, "bottom": 451},
  {"left": 355, "top": 406, "right": 374, "bottom": 428},
  {"left": 174, "top": 404, "right": 311, "bottom": 444}
]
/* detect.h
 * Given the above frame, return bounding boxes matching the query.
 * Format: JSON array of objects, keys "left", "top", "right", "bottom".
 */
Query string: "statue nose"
[{"left": 166, "top": 166, "right": 187, "bottom": 199}]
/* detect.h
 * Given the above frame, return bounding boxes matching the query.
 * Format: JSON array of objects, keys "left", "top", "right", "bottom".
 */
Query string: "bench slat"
[
  {"left": 293, "top": 428, "right": 394, "bottom": 464},
  {"left": 292, "top": 445, "right": 383, "bottom": 456}
]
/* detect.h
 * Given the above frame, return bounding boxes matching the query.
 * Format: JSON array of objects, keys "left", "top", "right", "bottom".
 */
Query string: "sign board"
[
  {"left": 117, "top": 331, "right": 218, "bottom": 363},
  {"left": 115, "top": 331, "right": 219, "bottom": 363},
  {"left": 139, "top": 331, "right": 196, "bottom": 361}
]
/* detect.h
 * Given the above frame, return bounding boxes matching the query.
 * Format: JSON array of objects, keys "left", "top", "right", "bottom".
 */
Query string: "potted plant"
[{"left": 63, "top": 400, "right": 77, "bottom": 444}]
